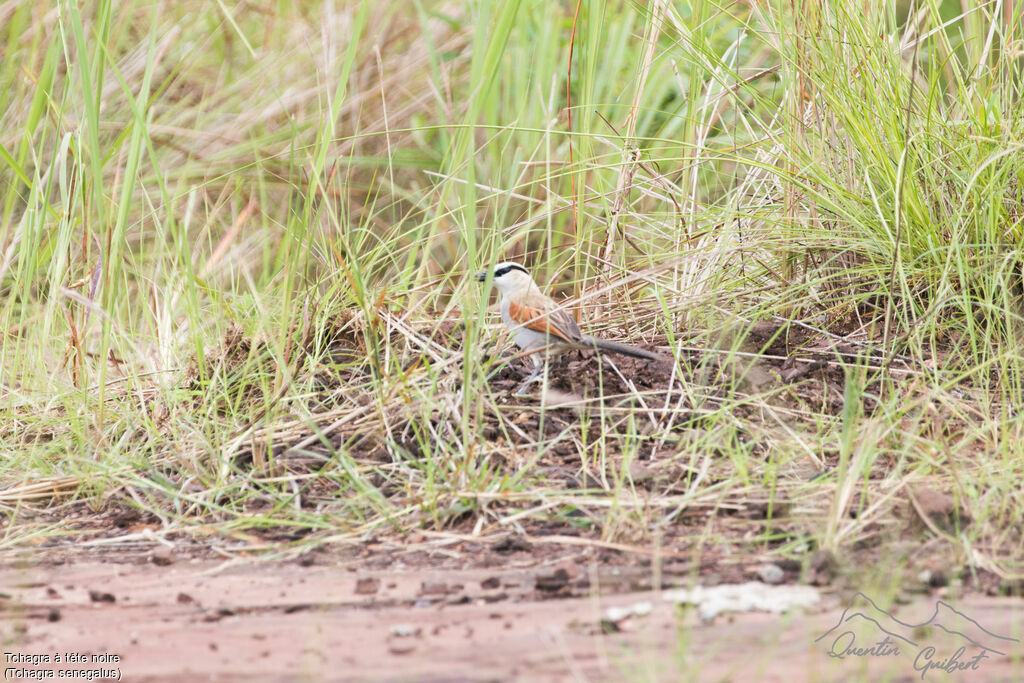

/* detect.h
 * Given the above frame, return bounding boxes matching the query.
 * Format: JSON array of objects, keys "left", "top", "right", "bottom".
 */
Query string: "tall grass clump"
[{"left": 731, "top": 3, "right": 1024, "bottom": 379}]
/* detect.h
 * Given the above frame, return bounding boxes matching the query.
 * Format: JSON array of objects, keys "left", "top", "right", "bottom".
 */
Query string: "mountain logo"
[{"left": 814, "top": 593, "right": 1018, "bottom": 678}]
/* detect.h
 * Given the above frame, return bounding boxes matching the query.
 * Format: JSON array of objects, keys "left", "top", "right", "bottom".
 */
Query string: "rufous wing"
[{"left": 508, "top": 300, "right": 579, "bottom": 343}]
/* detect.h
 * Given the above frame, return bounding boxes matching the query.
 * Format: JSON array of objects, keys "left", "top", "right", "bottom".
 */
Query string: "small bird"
[{"left": 475, "top": 262, "right": 666, "bottom": 394}]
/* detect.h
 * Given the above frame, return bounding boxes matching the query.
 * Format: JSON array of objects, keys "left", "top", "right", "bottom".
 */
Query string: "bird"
[{"left": 474, "top": 262, "right": 666, "bottom": 394}]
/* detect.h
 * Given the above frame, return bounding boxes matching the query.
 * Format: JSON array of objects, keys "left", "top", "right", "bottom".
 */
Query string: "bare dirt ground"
[
  {"left": 5, "top": 321, "right": 1023, "bottom": 680},
  {"left": 2, "top": 546, "right": 1022, "bottom": 682}
]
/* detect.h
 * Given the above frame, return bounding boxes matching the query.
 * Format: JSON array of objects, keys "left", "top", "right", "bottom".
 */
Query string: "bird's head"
[{"left": 474, "top": 262, "right": 533, "bottom": 295}]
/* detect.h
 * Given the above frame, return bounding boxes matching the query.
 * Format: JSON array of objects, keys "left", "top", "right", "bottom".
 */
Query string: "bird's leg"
[{"left": 515, "top": 356, "right": 545, "bottom": 395}]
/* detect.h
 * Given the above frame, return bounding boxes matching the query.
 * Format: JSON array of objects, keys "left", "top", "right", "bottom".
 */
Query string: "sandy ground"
[{"left": 2, "top": 557, "right": 1022, "bottom": 682}]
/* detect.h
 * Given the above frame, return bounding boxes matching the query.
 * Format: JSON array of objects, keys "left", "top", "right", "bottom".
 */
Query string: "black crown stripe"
[{"left": 494, "top": 264, "right": 528, "bottom": 278}]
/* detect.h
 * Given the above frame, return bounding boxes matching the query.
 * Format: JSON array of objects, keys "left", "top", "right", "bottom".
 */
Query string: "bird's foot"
[{"left": 514, "top": 365, "right": 544, "bottom": 395}]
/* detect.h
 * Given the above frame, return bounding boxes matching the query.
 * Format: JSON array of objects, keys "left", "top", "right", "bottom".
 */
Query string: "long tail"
[{"left": 578, "top": 335, "right": 666, "bottom": 362}]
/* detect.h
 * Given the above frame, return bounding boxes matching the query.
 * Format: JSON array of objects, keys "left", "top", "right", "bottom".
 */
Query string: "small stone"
[
  {"left": 493, "top": 535, "right": 531, "bottom": 554},
  {"left": 535, "top": 568, "right": 570, "bottom": 592},
  {"left": 628, "top": 461, "right": 657, "bottom": 483},
  {"left": 389, "top": 624, "right": 420, "bottom": 637},
  {"left": 757, "top": 564, "right": 785, "bottom": 585},
  {"left": 151, "top": 547, "right": 175, "bottom": 566},
  {"left": 388, "top": 641, "right": 417, "bottom": 655},
  {"left": 419, "top": 581, "right": 447, "bottom": 596},
  {"left": 810, "top": 550, "right": 837, "bottom": 586},
  {"left": 918, "top": 569, "right": 948, "bottom": 588}
]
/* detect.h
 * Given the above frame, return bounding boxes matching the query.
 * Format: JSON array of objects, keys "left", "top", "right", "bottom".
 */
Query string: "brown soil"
[
  {"left": 2, "top": 553, "right": 1021, "bottom": 682},
  {"left": 5, "top": 320, "right": 1018, "bottom": 680}
]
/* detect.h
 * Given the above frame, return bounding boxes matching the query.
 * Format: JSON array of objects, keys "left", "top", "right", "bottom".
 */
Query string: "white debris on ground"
[
  {"left": 604, "top": 601, "right": 653, "bottom": 624},
  {"left": 388, "top": 624, "right": 421, "bottom": 637},
  {"left": 662, "top": 582, "right": 820, "bottom": 621}
]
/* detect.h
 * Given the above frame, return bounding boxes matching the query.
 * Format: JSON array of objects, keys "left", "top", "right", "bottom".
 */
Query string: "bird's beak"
[{"left": 474, "top": 270, "right": 488, "bottom": 282}]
